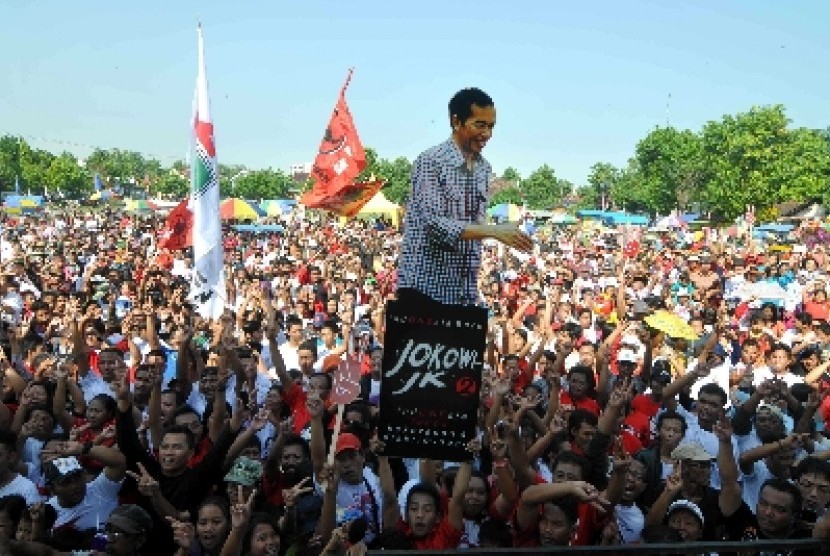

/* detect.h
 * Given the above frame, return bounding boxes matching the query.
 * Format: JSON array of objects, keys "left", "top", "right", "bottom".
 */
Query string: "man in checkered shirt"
[{"left": 397, "top": 88, "right": 533, "bottom": 306}]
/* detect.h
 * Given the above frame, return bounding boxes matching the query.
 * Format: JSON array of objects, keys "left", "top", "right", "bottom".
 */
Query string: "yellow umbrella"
[{"left": 644, "top": 310, "right": 699, "bottom": 341}]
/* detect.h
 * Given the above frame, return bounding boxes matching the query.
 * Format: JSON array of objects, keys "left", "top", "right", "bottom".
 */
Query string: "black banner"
[{"left": 378, "top": 299, "right": 487, "bottom": 462}]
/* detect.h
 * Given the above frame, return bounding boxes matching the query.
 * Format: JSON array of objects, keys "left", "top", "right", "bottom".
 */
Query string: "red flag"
[
  {"left": 301, "top": 179, "right": 385, "bottom": 218},
  {"left": 159, "top": 199, "right": 193, "bottom": 250},
  {"left": 301, "top": 69, "right": 376, "bottom": 217}
]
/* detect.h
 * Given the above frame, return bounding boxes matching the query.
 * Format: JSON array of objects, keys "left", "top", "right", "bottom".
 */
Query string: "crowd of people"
[{"left": 0, "top": 204, "right": 829, "bottom": 555}]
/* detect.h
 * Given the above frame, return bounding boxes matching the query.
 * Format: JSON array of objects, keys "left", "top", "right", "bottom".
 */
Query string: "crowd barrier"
[{"left": 369, "top": 537, "right": 826, "bottom": 554}]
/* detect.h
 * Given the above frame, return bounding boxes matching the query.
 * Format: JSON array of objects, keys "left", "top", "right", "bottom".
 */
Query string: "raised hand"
[
  {"left": 568, "top": 481, "right": 611, "bottom": 511},
  {"left": 369, "top": 436, "right": 386, "bottom": 457},
  {"left": 518, "top": 392, "right": 542, "bottom": 412},
  {"left": 282, "top": 476, "right": 313, "bottom": 509},
  {"left": 126, "top": 462, "right": 160, "bottom": 498},
  {"left": 665, "top": 461, "right": 683, "bottom": 493},
  {"left": 166, "top": 516, "right": 196, "bottom": 549},
  {"left": 466, "top": 437, "right": 482, "bottom": 457},
  {"left": 489, "top": 426, "right": 508, "bottom": 461},
  {"left": 317, "top": 463, "right": 338, "bottom": 493},
  {"left": 250, "top": 408, "right": 270, "bottom": 432},
  {"left": 230, "top": 485, "right": 257, "bottom": 531},
  {"left": 306, "top": 397, "right": 325, "bottom": 420},
  {"left": 712, "top": 416, "right": 733, "bottom": 443},
  {"left": 492, "top": 376, "right": 512, "bottom": 398},
  {"left": 94, "top": 423, "right": 117, "bottom": 445}
]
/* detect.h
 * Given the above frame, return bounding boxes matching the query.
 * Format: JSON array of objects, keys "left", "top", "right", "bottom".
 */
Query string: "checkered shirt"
[{"left": 398, "top": 138, "right": 490, "bottom": 305}]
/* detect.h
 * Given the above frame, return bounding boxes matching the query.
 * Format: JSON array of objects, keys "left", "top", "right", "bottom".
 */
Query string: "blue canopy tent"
[
  {"left": 752, "top": 223, "right": 795, "bottom": 239},
  {"left": 576, "top": 209, "right": 608, "bottom": 221},
  {"left": 2, "top": 195, "right": 44, "bottom": 214},
  {"left": 602, "top": 212, "right": 649, "bottom": 226},
  {"left": 232, "top": 224, "right": 285, "bottom": 234},
  {"left": 487, "top": 203, "right": 522, "bottom": 221}
]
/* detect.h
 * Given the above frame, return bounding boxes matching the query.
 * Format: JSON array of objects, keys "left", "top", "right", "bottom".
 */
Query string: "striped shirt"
[{"left": 398, "top": 138, "right": 490, "bottom": 305}]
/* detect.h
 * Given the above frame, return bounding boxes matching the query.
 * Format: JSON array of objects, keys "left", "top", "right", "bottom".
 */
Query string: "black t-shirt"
[{"left": 727, "top": 514, "right": 813, "bottom": 556}]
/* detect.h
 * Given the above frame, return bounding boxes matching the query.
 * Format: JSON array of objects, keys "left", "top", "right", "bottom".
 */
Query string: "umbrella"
[
  {"left": 259, "top": 200, "right": 283, "bottom": 217},
  {"left": 644, "top": 310, "right": 699, "bottom": 341},
  {"left": 548, "top": 211, "right": 577, "bottom": 224},
  {"left": 124, "top": 199, "right": 158, "bottom": 212},
  {"left": 220, "top": 198, "right": 265, "bottom": 220},
  {"left": 487, "top": 203, "right": 522, "bottom": 222},
  {"left": 90, "top": 190, "right": 114, "bottom": 201}
]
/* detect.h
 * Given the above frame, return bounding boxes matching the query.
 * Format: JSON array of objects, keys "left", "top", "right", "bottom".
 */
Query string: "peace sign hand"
[
  {"left": 665, "top": 461, "right": 683, "bottom": 493},
  {"left": 126, "top": 462, "right": 160, "bottom": 498},
  {"left": 230, "top": 485, "right": 257, "bottom": 530},
  {"left": 250, "top": 408, "right": 270, "bottom": 432},
  {"left": 282, "top": 477, "right": 313, "bottom": 508}
]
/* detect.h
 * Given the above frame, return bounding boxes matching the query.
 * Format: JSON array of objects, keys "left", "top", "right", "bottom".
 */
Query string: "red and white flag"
[
  {"left": 159, "top": 198, "right": 193, "bottom": 251},
  {"left": 301, "top": 69, "right": 379, "bottom": 217}
]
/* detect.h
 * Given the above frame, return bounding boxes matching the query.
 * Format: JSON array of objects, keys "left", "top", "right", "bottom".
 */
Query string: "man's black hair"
[
  {"left": 405, "top": 482, "right": 443, "bottom": 515},
  {"left": 567, "top": 409, "right": 598, "bottom": 438},
  {"left": 760, "top": 477, "right": 803, "bottom": 515},
  {"left": 793, "top": 457, "right": 830, "bottom": 484},
  {"left": 162, "top": 424, "right": 196, "bottom": 450},
  {"left": 698, "top": 383, "right": 728, "bottom": 407},
  {"left": 283, "top": 434, "right": 311, "bottom": 461},
  {"left": 656, "top": 410, "right": 688, "bottom": 436},
  {"left": 478, "top": 518, "right": 513, "bottom": 548},
  {"left": 448, "top": 88, "right": 493, "bottom": 125}
]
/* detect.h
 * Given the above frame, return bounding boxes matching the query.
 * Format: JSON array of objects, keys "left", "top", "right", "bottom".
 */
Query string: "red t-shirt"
[
  {"left": 559, "top": 391, "right": 600, "bottom": 417},
  {"left": 805, "top": 301, "right": 830, "bottom": 322},
  {"left": 624, "top": 411, "right": 653, "bottom": 449},
  {"left": 397, "top": 517, "right": 462, "bottom": 550},
  {"left": 284, "top": 384, "right": 310, "bottom": 433},
  {"left": 512, "top": 358, "right": 533, "bottom": 394},
  {"left": 630, "top": 394, "right": 661, "bottom": 420}
]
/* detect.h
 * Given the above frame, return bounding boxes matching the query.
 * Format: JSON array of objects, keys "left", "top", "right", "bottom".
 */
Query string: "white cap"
[{"left": 617, "top": 349, "right": 638, "bottom": 363}]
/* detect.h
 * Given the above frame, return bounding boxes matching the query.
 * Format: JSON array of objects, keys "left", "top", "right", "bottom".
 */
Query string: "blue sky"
[{"left": 1, "top": 1, "right": 828, "bottom": 185}]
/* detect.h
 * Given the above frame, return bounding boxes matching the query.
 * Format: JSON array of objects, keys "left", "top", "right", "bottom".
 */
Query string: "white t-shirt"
[
  {"left": 330, "top": 468, "right": 383, "bottom": 545},
  {"left": 0, "top": 473, "right": 43, "bottom": 505},
  {"left": 48, "top": 473, "right": 122, "bottom": 531},
  {"left": 616, "top": 503, "right": 645, "bottom": 543},
  {"left": 741, "top": 460, "right": 776, "bottom": 513},
  {"left": 279, "top": 343, "right": 301, "bottom": 372},
  {"left": 459, "top": 518, "right": 481, "bottom": 548}
]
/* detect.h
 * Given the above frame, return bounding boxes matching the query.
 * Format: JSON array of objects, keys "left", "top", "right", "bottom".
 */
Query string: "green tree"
[
  {"left": 85, "top": 148, "right": 148, "bottom": 196},
  {"left": 489, "top": 186, "right": 523, "bottom": 206},
  {"left": 501, "top": 166, "right": 521, "bottom": 186},
  {"left": 19, "top": 143, "right": 55, "bottom": 195},
  {"left": 234, "top": 169, "right": 295, "bottom": 200},
  {"left": 632, "top": 126, "right": 703, "bottom": 214},
  {"left": 700, "top": 105, "right": 830, "bottom": 220},
  {"left": 45, "top": 152, "right": 91, "bottom": 198},
  {"left": 586, "top": 162, "right": 621, "bottom": 210},
  {"left": 521, "top": 164, "right": 568, "bottom": 209},
  {"left": 358, "top": 147, "right": 411, "bottom": 204},
  {"left": 155, "top": 171, "right": 189, "bottom": 198},
  {"left": 0, "top": 135, "right": 24, "bottom": 191}
]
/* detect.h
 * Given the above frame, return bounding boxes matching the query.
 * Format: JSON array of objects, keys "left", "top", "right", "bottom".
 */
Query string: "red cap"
[{"left": 335, "top": 433, "right": 362, "bottom": 455}]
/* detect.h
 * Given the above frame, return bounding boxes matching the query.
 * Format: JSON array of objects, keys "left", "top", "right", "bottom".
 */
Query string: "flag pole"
[{"left": 340, "top": 67, "right": 355, "bottom": 96}]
